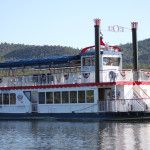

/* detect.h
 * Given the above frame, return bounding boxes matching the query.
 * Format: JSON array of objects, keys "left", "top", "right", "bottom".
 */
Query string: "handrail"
[
  {"left": 134, "top": 82, "right": 150, "bottom": 98},
  {"left": 138, "top": 69, "right": 150, "bottom": 71}
]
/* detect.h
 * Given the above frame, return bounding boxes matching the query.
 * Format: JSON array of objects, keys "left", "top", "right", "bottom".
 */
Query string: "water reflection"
[{"left": 0, "top": 120, "right": 150, "bottom": 150}]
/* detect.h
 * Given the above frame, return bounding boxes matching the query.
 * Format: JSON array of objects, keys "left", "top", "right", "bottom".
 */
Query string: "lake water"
[{"left": 0, "top": 120, "right": 150, "bottom": 150}]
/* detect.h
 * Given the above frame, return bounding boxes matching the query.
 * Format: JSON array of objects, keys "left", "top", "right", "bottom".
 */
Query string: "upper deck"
[
  {"left": 0, "top": 69, "right": 149, "bottom": 88},
  {"left": 0, "top": 40, "right": 149, "bottom": 88}
]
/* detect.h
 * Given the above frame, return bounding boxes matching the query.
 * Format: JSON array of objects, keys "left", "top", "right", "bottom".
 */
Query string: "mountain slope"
[
  {"left": 118, "top": 38, "right": 150, "bottom": 69},
  {"left": 3, "top": 45, "right": 80, "bottom": 60}
]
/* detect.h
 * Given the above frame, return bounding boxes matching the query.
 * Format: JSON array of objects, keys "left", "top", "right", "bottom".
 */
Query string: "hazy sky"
[{"left": 0, "top": 0, "right": 150, "bottom": 49}]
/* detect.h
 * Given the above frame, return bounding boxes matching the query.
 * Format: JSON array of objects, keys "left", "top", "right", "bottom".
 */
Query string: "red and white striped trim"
[{"left": 0, "top": 82, "right": 149, "bottom": 90}]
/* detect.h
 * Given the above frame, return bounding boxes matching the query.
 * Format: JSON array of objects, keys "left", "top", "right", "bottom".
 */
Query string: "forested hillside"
[
  {"left": 118, "top": 39, "right": 150, "bottom": 69},
  {"left": 0, "top": 39, "right": 150, "bottom": 69},
  {"left": 0, "top": 43, "right": 80, "bottom": 59}
]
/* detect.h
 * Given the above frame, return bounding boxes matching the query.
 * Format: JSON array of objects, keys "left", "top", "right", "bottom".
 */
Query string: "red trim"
[
  {"left": 116, "top": 81, "right": 150, "bottom": 85},
  {"left": 0, "top": 82, "right": 114, "bottom": 90},
  {"left": 81, "top": 46, "right": 95, "bottom": 53},
  {"left": 94, "top": 19, "right": 101, "bottom": 26},
  {"left": 135, "top": 82, "right": 150, "bottom": 85},
  {"left": 0, "top": 82, "right": 149, "bottom": 90},
  {"left": 131, "top": 22, "right": 138, "bottom": 29},
  {"left": 81, "top": 38, "right": 121, "bottom": 53},
  {"left": 116, "top": 81, "right": 134, "bottom": 85}
]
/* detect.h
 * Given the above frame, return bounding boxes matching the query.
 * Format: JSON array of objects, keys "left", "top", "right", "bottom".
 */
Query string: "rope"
[{"left": 73, "top": 104, "right": 97, "bottom": 113}]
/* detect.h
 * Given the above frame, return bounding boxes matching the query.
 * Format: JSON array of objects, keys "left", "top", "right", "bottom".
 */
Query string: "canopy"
[{"left": 0, "top": 54, "right": 81, "bottom": 69}]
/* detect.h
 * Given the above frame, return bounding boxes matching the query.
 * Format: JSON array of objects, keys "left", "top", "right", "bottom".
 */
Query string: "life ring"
[
  {"left": 83, "top": 73, "right": 90, "bottom": 78},
  {"left": 41, "top": 74, "right": 46, "bottom": 80},
  {"left": 0, "top": 78, "right": 2, "bottom": 83},
  {"left": 109, "top": 71, "right": 117, "bottom": 82},
  {"left": 146, "top": 72, "right": 150, "bottom": 77}
]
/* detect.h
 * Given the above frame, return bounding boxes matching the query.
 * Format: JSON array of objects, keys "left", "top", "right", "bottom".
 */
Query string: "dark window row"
[
  {"left": 0, "top": 93, "right": 16, "bottom": 105},
  {"left": 39, "top": 90, "right": 94, "bottom": 104}
]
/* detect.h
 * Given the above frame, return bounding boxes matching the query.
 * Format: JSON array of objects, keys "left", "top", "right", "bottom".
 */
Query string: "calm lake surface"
[{"left": 0, "top": 120, "right": 150, "bottom": 150}]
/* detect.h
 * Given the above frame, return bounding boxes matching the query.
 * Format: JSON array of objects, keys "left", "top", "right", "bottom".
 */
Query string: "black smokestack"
[
  {"left": 94, "top": 19, "right": 101, "bottom": 83},
  {"left": 131, "top": 22, "right": 138, "bottom": 70}
]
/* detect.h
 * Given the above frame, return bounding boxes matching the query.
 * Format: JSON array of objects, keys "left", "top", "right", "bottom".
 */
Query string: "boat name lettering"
[{"left": 108, "top": 25, "right": 124, "bottom": 32}]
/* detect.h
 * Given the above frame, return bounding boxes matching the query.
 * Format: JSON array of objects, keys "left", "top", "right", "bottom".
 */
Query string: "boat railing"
[
  {"left": 0, "top": 104, "right": 30, "bottom": 113},
  {"left": 0, "top": 69, "right": 149, "bottom": 87},
  {"left": 136, "top": 70, "right": 150, "bottom": 81},
  {"left": 101, "top": 69, "right": 133, "bottom": 82},
  {"left": 98, "top": 98, "right": 150, "bottom": 112}
]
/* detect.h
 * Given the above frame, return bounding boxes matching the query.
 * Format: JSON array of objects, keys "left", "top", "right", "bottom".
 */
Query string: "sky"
[{"left": 0, "top": 0, "right": 150, "bottom": 49}]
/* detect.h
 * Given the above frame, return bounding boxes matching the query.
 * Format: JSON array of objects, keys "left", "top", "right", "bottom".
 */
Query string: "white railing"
[
  {"left": 98, "top": 99, "right": 150, "bottom": 112},
  {"left": 137, "top": 70, "right": 150, "bottom": 81},
  {"left": 0, "top": 70, "right": 149, "bottom": 87},
  {"left": 0, "top": 99, "right": 149, "bottom": 113}
]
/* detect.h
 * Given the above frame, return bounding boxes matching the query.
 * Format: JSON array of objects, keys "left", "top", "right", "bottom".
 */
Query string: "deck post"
[
  {"left": 94, "top": 19, "right": 101, "bottom": 83},
  {"left": 22, "top": 76, "right": 24, "bottom": 86},
  {"left": 16, "top": 77, "right": 18, "bottom": 86},
  {"left": 8, "top": 77, "right": 10, "bottom": 87},
  {"left": 115, "top": 84, "right": 117, "bottom": 112}
]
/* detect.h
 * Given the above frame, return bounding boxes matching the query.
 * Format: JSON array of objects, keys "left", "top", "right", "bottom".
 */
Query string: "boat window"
[
  {"left": 83, "top": 57, "right": 91, "bottom": 66},
  {"left": 103, "top": 57, "right": 120, "bottom": 66},
  {"left": 70, "top": 91, "right": 77, "bottom": 103},
  {"left": 78, "top": 91, "right": 85, "bottom": 103},
  {"left": 86, "top": 90, "right": 94, "bottom": 103},
  {"left": 0, "top": 94, "right": 2, "bottom": 104},
  {"left": 91, "top": 57, "right": 95, "bottom": 66},
  {"left": 62, "top": 91, "right": 69, "bottom": 103},
  {"left": 39, "top": 92, "right": 45, "bottom": 104},
  {"left": 46, "top": 92, "right": 53, "bottom": 104},
  {"left": 54, "top": 92, "right": 61, "bottom": 104},
  {"left": 3, "top": 93, "right": 9, "bottom": 104},
  {"left": 10, "top": 93, "right": 16, "bottom": 104}
]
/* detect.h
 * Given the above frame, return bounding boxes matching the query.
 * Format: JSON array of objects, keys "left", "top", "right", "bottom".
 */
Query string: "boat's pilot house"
[
  {"left": 81, "top": 46, "right": 123, "bottom": 82},
  {"left": 101, "top": 51, "right": 122, "bottom": 70}
]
